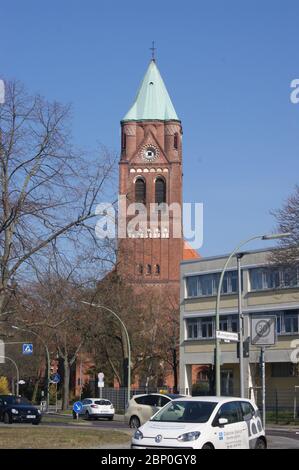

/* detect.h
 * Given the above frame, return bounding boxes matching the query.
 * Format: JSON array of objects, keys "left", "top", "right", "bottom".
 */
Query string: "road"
[{"left": 1, "top": 416, "right": 299, "bottom": 448}]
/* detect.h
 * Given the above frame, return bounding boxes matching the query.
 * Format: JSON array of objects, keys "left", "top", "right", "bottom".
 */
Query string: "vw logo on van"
[{"left": 155, "top": 434, "right": 163, "bottom": 443}]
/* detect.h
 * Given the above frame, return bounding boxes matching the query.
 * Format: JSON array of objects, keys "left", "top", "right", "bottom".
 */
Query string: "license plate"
[{"left": 27, "top": 415, "right": 35, "bottom": 419}]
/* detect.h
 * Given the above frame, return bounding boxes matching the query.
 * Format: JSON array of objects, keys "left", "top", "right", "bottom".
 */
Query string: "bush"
[
  {"left": 192, "top": 382, "right": 210, "bottom": 396},
  {"left": 0, "top": 376, "right": 10, "bottom": 394}
]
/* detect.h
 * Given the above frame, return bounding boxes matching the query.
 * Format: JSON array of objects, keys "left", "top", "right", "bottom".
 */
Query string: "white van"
[{"left": 131, "top": 396, "right": 266, "bottom": 449}]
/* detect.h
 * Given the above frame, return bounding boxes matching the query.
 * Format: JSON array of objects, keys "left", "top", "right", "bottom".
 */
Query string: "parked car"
[
  {"left": 72, "top": 398, "right": 114, "bottom": 420},
  {"left": 125, "top": 393, "right": 184, "bottom": 428},
  {"left": 0, "top": 395, "right": 41, "bottom": 425},
  {"left": 131, "top": 396, "right": 267, "bottom": 449}
]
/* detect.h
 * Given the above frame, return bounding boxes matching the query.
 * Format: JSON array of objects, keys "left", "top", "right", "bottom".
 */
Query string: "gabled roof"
[{"left": 122, "top": 60, "right": 179, "bottom": 122}]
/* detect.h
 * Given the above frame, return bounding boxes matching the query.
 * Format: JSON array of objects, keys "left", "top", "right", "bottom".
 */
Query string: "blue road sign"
[
  {"left": 51, "top": 373, "right": 61, "bottom": 384},
  {"left": 73, "top": 401, "right": 83, "bottom": 413},
  {"left": 22, "top": 343, "right": 33, "bottom": 355}
]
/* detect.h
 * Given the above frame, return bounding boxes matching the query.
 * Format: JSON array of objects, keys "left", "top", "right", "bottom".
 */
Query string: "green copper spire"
[{"left": 122, "top": 60, "right": 179, "bottom": 122}]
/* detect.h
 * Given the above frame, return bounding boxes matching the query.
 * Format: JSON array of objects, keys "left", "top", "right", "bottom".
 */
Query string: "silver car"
[{"left": 125, "top": 393, "right": 184, "bottom": 428}]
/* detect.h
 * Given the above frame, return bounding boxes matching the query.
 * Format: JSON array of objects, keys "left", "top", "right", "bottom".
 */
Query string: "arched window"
[
  {"left": 121, "top": 132, "right": 126, "bottom": 150},
  {"left": 174, "top": 132, "right": 178, "bottom": 149},
  {"left": 136, "top": 264, "right": 143, "bottom": 275},
  {"left": 155, "top": 177, "right": 166, "bottom": 204},
  {"left": 154, "top": 264, "right": 160, "bottom": 275},
  {"left": 146, "top": 264, "right": 152, "bottom": 275},
  {"left": 135, "top": 178, "right": 146, "bottom": 204}
]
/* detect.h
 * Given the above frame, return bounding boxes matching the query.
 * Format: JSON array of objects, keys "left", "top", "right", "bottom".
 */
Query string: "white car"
[
  {"left": 131, "top": 396, "right": 266, "bottom": 449},
  {"left": 73, "top": 398, "right": 114, "bottom": 421},
  {"left": 125, "top": 393, "right": 185, "bottom": 428}
]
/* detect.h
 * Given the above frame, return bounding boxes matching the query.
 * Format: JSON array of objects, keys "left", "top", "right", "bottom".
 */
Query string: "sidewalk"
[{"left": 266, "top": 424, "right": 299, "bottom": 432}]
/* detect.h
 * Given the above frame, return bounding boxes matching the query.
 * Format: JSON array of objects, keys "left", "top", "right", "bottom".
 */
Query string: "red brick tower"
[{"left": 118, "top": 59, "right": 184, "bottom": 287}]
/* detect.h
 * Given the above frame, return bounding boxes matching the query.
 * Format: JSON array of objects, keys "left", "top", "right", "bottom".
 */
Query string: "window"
[
  {"left": 220, "top": 316, "right": 228, "bottom": 331},
  {"left": 213, "top": 401, "right": 243, "bottom": 426},
  {"left": 240, "top": 401, "right": 255, "bottom": 419},
  {"left": 121, "top": 131, "right": 126, "bottom": 150},
  {"left": 159, "top": 396, "right": 171, "bottom": 407},
  {"left": 134, "top": 395, "right": 151, "bottom": 405},
  {"left": 174, "top": 133, "right": 178, "bottom": 149},
  {"left": 186, "top": 315, "right": 239, "bottom": 340},
  {"left": 186, "top": 271, "right": 238, "bottom": 298},
  {"left": 136, "top": 264, "right": 143, "bottom": 275},
  {"left": 187, "top": 319, "right": 198, "bottom": 339},
  {"left": 155, "top": 177, "right": 166, "bottom": 204},
  {"left": 135, "top": 178, "right": 146, "bottom": 204},
  {"left": 144, "top": 395, "right": 159, "bottom": 407},
  {"left": 154, "top": 264, "right": 160, "bottom": 275},
  {"left": 271, "top": 363, "right": 297, "bottom": 377},
  {"left": 146, "top": 264, "right": 152, "bottom": 275},
  {"left": 284, "top": 312, "right": 298, "bottom": 334},
  {"left": 231, "top": 316, "right": 239, "bottom": 333},
  {"left": 201, "top": 317, "right": 213, "bottom": 338},
  {"left": 250, "top": 267, "right": 299, "bottom": 291}
]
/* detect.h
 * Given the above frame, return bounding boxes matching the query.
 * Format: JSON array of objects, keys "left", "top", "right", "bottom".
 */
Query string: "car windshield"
[
  {"left": 5, "top": 396, "right": 31, "bottom": 405},
  {"left": 151, "top": 400, "right": 217, "bottom": 423},
  {"left": 94, "top": 400, "right": 111, "bottom": 406}
]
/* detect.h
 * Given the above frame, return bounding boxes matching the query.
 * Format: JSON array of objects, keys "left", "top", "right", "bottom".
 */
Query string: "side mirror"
[{"left": 218, "top": 417, "right": 228, "bottom": 426}]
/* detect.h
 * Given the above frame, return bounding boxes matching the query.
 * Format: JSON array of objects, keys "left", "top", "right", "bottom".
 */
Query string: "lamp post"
[
  {"left": 11, "top": 326, "right": 51, "bottom": 412},
  {"left": 236, "top": 252, "right": 245, "bottom": 398},
  {"left": 0, "top": 355, "right": 20, "bottom": 395},
  {"left": 215, "top": 232, "right": 291, "bottom": 397},
  {"left": 81, "top": 301, "right": 131, "bottom": 409}
]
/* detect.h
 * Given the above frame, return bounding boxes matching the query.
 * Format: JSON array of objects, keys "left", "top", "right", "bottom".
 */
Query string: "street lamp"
[
  {"left": 81, "top": 301, "right": 131, "bottom": 409},
  {"left": 215, "top": 232, "right": 291, "bottom": 397},
  {"left": 11, "top": 326, "right": 51, "bottom": 412}
]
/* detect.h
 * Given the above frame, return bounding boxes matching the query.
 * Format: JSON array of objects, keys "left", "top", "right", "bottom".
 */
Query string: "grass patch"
[{"left": 0, "top": 427, "right": 130, "bottom": 449}]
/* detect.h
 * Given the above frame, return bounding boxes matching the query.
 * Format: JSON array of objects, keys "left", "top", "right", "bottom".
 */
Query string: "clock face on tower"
[{"left": 141, "top": 144, "right": 159, "bottom": 162}]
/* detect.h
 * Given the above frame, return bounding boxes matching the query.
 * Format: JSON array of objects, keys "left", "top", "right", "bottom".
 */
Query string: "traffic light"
[{"left": 237, "top": 337, "right": 250, "bottom": 358}]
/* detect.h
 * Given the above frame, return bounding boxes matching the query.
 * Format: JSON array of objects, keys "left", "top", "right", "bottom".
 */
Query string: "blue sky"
[{"left": 1, "top": 0, "right": 299, "bottom": 256}]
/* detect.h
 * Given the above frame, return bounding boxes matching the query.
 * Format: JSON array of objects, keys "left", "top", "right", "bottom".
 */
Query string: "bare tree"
[
  {"left": 0, "top": 80, "right": 116, "bottom": 317},
  {"left": 270, "top": 185, "right": 299, "bottom": 268}
]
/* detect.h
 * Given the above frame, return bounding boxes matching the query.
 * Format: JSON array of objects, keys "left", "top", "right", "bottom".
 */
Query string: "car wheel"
[
  {"left": 201, "top": 443, "right": 214, "bottom": 449},
  {"left": 32, "top": 420, "right": 40, "bottom": 426},
  {"left": 129, "top": 416, "right": 140, "bottom": 428},
  {"left": 3, "top": 412, "right": 12, "bottom": 424},
  {"left": 108, "top": 416, "right": 113, "bottom": 421},
  {"left": 255, "top": 437, "right": 267, "bottom": 449},
  {"left": 85, "top": 411, "right": 90, "bottom": 420}
]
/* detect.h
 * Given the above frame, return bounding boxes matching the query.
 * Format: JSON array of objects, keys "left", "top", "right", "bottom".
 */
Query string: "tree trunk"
[
  {"left": 62, "top": 359, "right": 70, "bottom": 410},
  {"left": 31, "top": 378, "right": 40, "bottom": 404}
]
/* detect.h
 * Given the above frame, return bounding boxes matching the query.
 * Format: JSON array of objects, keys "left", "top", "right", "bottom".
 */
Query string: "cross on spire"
[{"left": 150, "top": 41, "right": 156, "bottom": 61}]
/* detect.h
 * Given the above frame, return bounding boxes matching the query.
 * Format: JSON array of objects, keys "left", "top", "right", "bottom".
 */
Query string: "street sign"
[
  {"left": 98, "top": 372, "right": 104, "bottom": 388},
  {"left": 216, "top": 330, "right": 239, "bottom": 342},
  {"left": 73, "top": 401, "right": 83, "bottom": 413},
  {"left": 51, "top": 373, "right": 61, "bottom": 384},
  {"left": 22, "top": 343, "right": 33, "bottom": 355},
  {"left": 251, "top": 316, "right": 276, "bottom": 346}
]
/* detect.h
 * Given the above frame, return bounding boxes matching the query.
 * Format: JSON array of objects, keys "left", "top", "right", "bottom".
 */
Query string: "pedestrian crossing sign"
[{"left": 22, "top": 343, "right": 33, "bottom": 355}]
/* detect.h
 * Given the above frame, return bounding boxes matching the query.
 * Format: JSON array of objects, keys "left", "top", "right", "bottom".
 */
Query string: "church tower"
[{"left": 118, "top": 59, "right": 184, "bottom": 287}]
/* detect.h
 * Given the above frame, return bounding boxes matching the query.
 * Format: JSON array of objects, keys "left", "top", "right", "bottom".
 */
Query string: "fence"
[
  {"left": 249, "top": 387, "right": 299, "bottom": 423},
  {"left": 94, "top": 386, "right": 175, "bottom": 413}
]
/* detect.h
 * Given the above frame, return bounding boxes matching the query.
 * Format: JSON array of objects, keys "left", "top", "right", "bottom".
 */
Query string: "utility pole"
[{"left": 237, "top": 253, "right": 245, "bottom": 398}]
